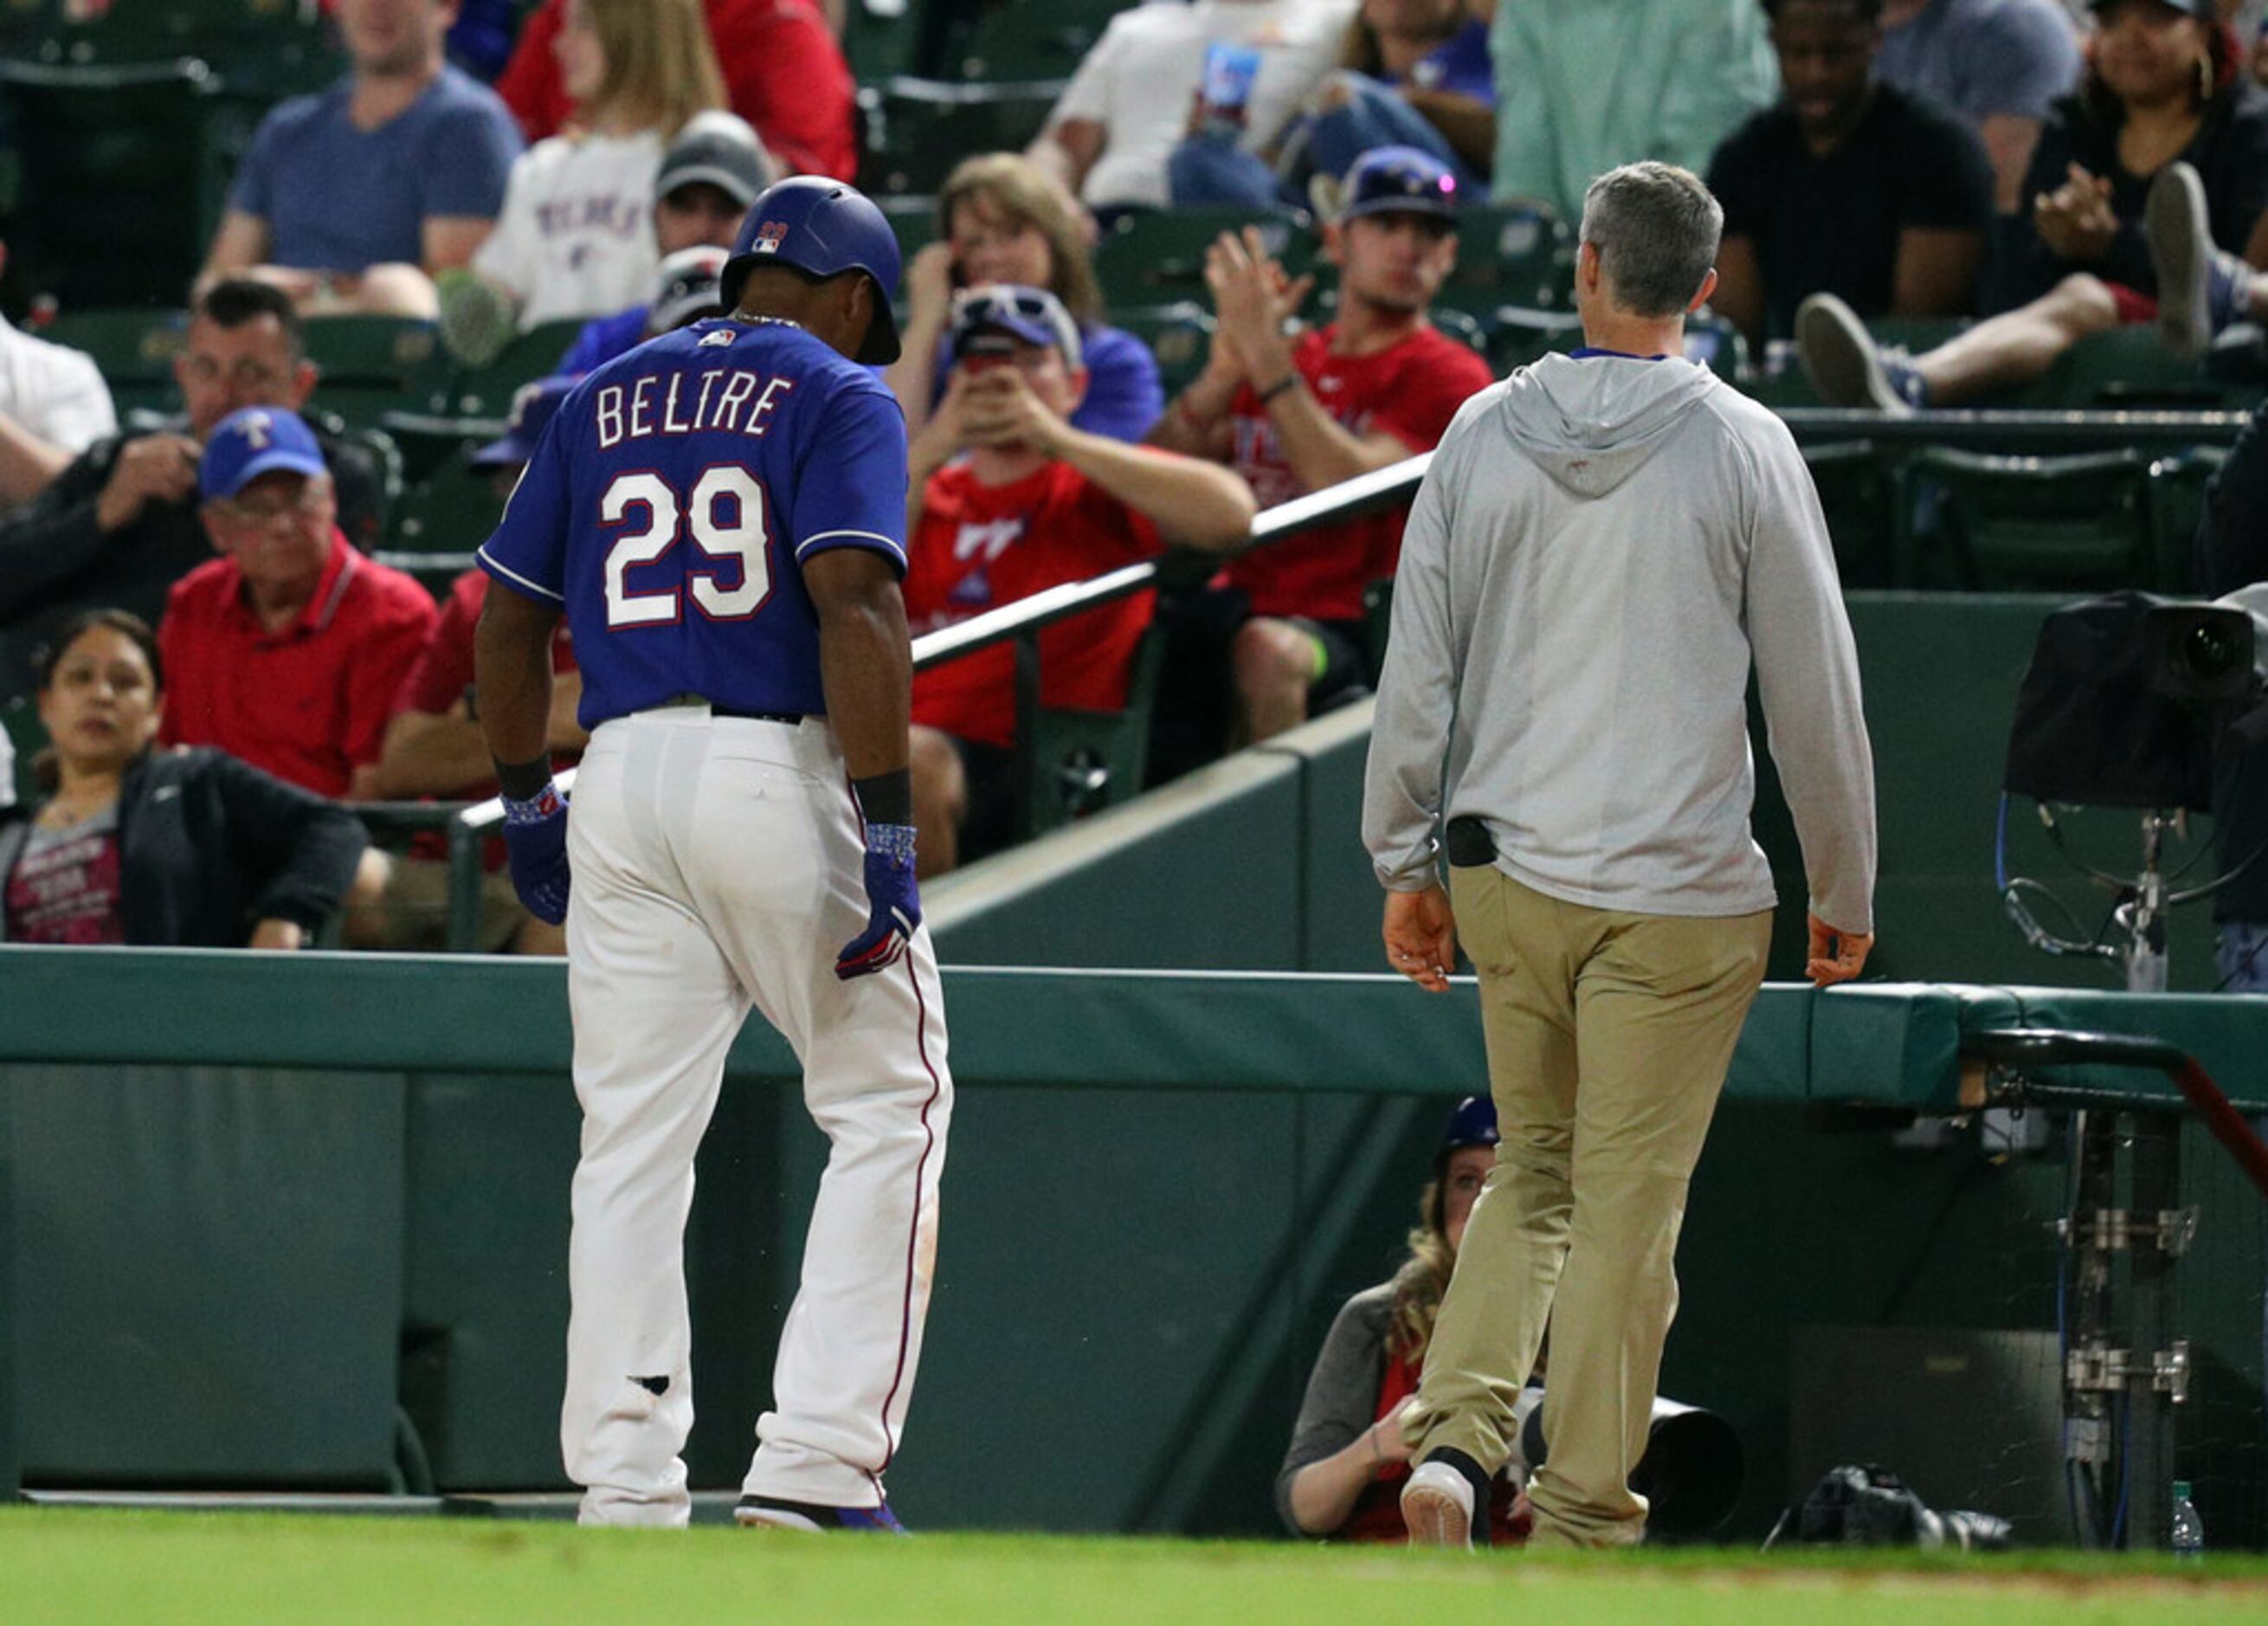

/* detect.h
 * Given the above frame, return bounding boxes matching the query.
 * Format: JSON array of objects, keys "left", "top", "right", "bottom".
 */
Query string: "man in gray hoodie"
[{"left": 1361, "top": 160, "right": 1878, "bottom": 1552}]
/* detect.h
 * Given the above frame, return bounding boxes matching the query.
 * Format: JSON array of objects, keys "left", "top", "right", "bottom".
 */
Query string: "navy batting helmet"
[{"left": 721, "top": 176, "right": 904, "bottom": 365}]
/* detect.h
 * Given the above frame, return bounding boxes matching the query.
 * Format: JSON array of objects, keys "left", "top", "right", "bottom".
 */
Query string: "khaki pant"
[{"left": 1405, "top": 864, "right": 1771, "bottom": 1547}]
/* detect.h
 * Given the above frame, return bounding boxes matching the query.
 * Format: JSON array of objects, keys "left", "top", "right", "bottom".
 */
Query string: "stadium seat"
[
  {"left": 1022, "top": 624, "right": 1164, "bottom": 840},
  {"left": 1110, "top": 301, "right": 1214, "bottom": 397},
  {"left": 860, "top": 76, "right": 1067, "bottom": 197},
  {"left": 41, "top": 305, "right": 187, "bottom": 418},
  {"left": 390, "top": 458, "right": 500, "bottom": 564},
  {"left": 1436, "top": 203, "right": 1576, "bottom": 318},
  {"left": 303, "top": 316, "right": 446, "bottom": 427},
  {"left": 425, "top": 320, "right": 583, "bottom": 419},
  {"left": 1898, "top": 445, "right": 2156, "bottom": 591},
  {"left": 1484, "top": 305, "right": 1583, "bottom": 375},
  {"left": 2, "top": 691, "right": 44, "bottom": 803},
  {"left": 2147, "top": 445, "right": 2227, "bottom": 592},
  {"left": 946, "top": 0, "right": 1121, "bottom": 81},
  {"left": 841, "top": 0, "right": 927, "bottom": 81},
  {"left": 0, "top": 55, "right": 241, "bottom": 308},
  {"left": 2014, "top": 324, "right": 2236, "bottom": 410},
  {"left": 10, "top": 0, "right": 344, "bottom": 100},
  {"left": 879, "top": 193, "right": 939, "bottom": 263},
  {"left": 1094, "top": 208, "right": 1315, "bottom": 310},
  {"left": 1801, "top": 440, "right": 1896, "bottom": 589}
]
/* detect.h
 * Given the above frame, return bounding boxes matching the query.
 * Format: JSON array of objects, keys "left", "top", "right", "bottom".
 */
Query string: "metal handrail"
[
  {"left": 454, "top": 452, "right": 1437, "bottom": 836},
  {"left": 1779, "top": 407, "right": 2251, "bottom": 448}
]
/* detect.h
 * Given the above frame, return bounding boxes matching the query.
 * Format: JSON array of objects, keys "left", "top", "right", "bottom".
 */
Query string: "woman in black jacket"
[
  {"left": 1798, "top": 0, "right": 2268, "bottom": 410},
  {"left": 0, "top": 608, "right": 365, "bottom": 946}
]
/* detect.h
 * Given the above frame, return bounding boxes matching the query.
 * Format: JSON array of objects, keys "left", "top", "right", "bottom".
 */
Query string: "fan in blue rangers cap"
[{"left": 473, "top": 175, "right": 953, "bottom": 1535}]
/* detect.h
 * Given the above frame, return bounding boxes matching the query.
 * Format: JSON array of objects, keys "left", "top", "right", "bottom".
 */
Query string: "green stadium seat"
[
  {"left": 2013, "top": 324, "right": 2237, "bottom": 410},
  {"left": 1436, "top": 203, "right": 1575, "bottom": 317},
  {"left": 1898, "top": 445, "right": 2157, "bottom": 591},
  {"left": 2147, "top": 445, "right": 2227, "bottom": 591},
  {"left": 41, "top": 305, "right": 186, "bottom": 417},
  {"left": 947, "top": 0, "right": 1118, "bottom": 81},
  {"left": 3, "top": 690, "right": 44, "bottom": 803},
  {"left": 1110, "top": 301, "right": 1211, "bottom": 397},
  {"left": 0, "top": 56, "right": 240, "bottom": 307},
  {"left": 303, "top": 315, "right": 445, "bottom": 426},
  {"left": 1094, "top": 207, "right": 1315, "bottom": 310},
  {"left": 1022, "top": 623, "right": 1164, "bottom": 840},
  {"left": 424, "top": 319, "right": 583, "bottom": 419},
  {"left": 879, "top": 194, "right": 940, "bottom": 262},
  {"left": 1801, "top": 440, "right": 1897, "bottom": 589},
  {"left": 1484, "top": 304, "right": 1583, "bottom": 374},
  {"left": 390, "top": 458, "right": 502, "bottom": 563},
  {"left": 841, "top": 0, "right": 926, "bottom": 81},
  {"left": 11, "top": 0, "right": 344, "bottom": 100},
  {"left": 861, "top": 76, "right": 1066, "bottom": 197}
]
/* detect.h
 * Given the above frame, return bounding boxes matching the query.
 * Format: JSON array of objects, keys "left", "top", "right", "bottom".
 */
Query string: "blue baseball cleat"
[{"left": 734, "top": 1494, "right": 909, "bottom": 1533}]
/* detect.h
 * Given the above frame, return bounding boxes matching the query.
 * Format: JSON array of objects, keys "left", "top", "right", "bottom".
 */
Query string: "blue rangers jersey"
[{"left": 478, "top": 317, "right": 909, "bottom": 729}]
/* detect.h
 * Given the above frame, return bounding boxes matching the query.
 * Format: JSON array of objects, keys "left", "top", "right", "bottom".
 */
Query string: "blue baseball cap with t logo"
[
  {"left": 1342, "top": 145, "right": 1460, "bottom": 222},
  {"left": 200, "top": 406, "right": 326, "bottom": 500}
]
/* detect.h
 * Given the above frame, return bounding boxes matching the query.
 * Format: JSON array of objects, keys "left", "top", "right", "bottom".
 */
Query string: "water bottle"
[{"left": 2171, "top": 1480, "right": 2204, "bottom": 1560}]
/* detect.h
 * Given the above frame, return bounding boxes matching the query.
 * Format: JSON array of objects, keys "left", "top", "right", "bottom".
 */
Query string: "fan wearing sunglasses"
[{"left": 901, "top": 284, "right": 1258, "bottom": 874}]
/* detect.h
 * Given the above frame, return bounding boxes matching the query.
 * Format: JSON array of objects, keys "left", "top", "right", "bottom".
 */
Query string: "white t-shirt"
[
  {"left": 1046, "top": 0, "right": 1357, "bottom": 210},
  {"left": 473, "top": 126, "right": 667, "bottom": 331},
  {"left": 0, "top": 315, "right": 116, "bottom": 460}
]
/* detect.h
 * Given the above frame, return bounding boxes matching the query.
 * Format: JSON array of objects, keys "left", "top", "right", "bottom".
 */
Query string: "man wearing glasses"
[
  {"left": 158, "top": 406, "right": 435, "bottom": 803},
  {"left": 0, "top": 280, "right": 390, "bottom": 702}
]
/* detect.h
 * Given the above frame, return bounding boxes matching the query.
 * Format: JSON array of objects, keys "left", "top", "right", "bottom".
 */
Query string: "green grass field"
[{"left": 10, "top": 1511, "right": 2268, "bottom": 1624}]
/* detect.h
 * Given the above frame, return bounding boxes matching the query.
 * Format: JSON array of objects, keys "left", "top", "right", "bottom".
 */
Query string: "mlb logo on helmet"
[{"left": 754, "top": 219, "right": 790, "bottom": 255}]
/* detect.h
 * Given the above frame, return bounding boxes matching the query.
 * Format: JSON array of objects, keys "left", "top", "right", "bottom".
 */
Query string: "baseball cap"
[
  {"left": 471, "top": 375, "right": 575, "bottom": 471},
  {"left": 655, "top": 111, "right": 774, "bottom": 209},
  {"left": 648, "top": 245, "right": 731, "bottom": 334},
  {"left": 199, "top": 406, "right": 326, "bottom": 500},
  {"left": 1440, "top": 1094, "right": 1499, "bottom": 1158},
  {"left": 949, "top": 283, "right": 1084, "bottom": 371},
  {"left": 1339, "top": 145, "right": 1460, "bottom": 223}
]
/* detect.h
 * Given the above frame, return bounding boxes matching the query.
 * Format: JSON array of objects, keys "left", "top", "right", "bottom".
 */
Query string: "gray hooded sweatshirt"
[{"left": 1361, "top": 352, "right": 1876, "bottom": 932}]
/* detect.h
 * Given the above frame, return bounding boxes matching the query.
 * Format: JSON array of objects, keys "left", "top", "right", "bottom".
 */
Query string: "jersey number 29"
[{"left": 601, "top": 468, "right": 773, "bottom": 629}]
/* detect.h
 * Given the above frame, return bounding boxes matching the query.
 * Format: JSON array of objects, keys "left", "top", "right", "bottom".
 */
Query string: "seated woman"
[
  {"left": 441, "top": 0, "right": 731, "bottom": 356},
  {"left": 886, "top": 153, "right": 1165, "bottom": 448},
  {"left": 0, "top": 610, "right": 366, "bottom": 947},
  {"left": 1276, "top": 1096, "right": 1532, "bottom": 1542},
  {"left": 1798, "top": 0, "right": 2268, "bottom": 411}
]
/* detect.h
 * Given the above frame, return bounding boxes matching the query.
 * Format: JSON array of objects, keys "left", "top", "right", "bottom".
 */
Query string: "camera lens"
[{"left": 2186, "top": 622, "right": 2241, "bottom": 681}]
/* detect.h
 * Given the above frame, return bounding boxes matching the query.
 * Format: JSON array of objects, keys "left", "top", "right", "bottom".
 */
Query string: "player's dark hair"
[
  {"left": 35, "top": 608, "right": 164, "bottom": 695},
  {"left": 1760, "top": 0, "right": 1885, "bottom": 22},
  {"left": 195, "top": 277, "right": 306, "bottom": 362}
]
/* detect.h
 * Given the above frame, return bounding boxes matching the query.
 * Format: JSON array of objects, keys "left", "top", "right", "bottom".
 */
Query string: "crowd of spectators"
[{"left": 4, "top": 0, "right": 2267, "bottom": 950}]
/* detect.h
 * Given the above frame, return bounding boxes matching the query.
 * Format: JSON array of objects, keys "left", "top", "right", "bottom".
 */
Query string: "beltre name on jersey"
[{"left": 477, "top": 317, "right": 911, "bottom": 732}]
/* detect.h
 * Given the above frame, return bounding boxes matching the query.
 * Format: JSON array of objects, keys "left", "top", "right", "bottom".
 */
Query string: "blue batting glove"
[
  {"left": 835, "top": 823, "right": 921, "bottom": 979},
  {"left": 500, "top": 781, "right": 572, "bottom": 926}
]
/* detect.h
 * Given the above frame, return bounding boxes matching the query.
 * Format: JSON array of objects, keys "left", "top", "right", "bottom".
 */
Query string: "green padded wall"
[{"left": 5, "top": 952, "right": 2265, "bottom": 1538}]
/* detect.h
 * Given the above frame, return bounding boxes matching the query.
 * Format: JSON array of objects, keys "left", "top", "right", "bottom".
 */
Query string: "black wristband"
[
  {"left": 493, "top": 753, "right": 553, "bottom": 801},
  {"left": 1258, "top": 373, "right": 1300, "bottom": 403},
  {"left": 854, "top": 768, "right": 912, "bottom": 827}
]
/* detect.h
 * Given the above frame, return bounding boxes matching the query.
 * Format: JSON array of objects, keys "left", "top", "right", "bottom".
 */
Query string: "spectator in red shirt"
[
  {"left": 367, "top": 377, "right": 583, "bottom": 952},
  {"left": 159, "top": 406, "right": 439, "bottom": 803},
  {"left": 1147, "top": 145, "right": 1492, "bottom": 766},
  {"left": 905, "top": 285, "right": 1257, "bottom": 874},
  {"left": 497, "top": 0, "right": 856, "bottom": 180}
]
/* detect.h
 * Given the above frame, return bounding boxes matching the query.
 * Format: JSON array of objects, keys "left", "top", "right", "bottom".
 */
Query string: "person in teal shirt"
[{"left": 1489, "top": 0, "right": 1780, "bottom": 219}]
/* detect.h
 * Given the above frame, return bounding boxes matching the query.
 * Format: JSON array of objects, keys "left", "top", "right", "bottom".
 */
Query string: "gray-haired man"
[{"left": 1361, "top": 160, "right": 1878, "bottom": 1551}]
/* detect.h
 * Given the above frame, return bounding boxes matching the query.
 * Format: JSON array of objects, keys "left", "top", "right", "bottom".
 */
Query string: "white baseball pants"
[{"left": 558, "top": 707, "right": 952, "bottom": 1527}]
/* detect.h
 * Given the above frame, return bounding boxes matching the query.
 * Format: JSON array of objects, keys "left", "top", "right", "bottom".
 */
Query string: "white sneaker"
[
  {"left": 1795, "top": 291, "right": 1913, "bottom": 415},
  {"left": 1401, "top": 1459, "right": 1476, "bottom": 1550},
  {"left": 2149, "top": 161, "right": 2214, "bottom": 360}
]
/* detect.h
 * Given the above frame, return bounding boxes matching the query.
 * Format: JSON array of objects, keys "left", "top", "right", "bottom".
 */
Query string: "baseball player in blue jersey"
[{"left": 473, "top": 177, "right": 950, "bottom": 1532}]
